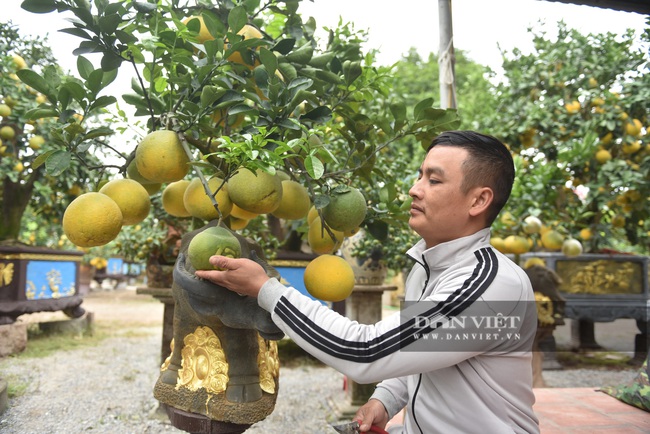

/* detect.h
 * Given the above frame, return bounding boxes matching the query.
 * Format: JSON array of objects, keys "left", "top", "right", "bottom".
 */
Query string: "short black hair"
[{"left": 428, "top": 131, "right": 515, "bottom": 226}]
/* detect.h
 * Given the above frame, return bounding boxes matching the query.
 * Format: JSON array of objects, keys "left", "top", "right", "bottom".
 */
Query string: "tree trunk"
[{"left": 0, "top": 177, "right": 34, "bottom": 243}]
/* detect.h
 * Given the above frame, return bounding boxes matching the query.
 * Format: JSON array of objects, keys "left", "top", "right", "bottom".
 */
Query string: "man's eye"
[{"left": 429, "top": 179, "right": 440, "bottom": 184}]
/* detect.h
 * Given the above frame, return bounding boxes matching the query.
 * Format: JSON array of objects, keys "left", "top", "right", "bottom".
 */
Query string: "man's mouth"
[{"left": 410, "top": 204, "right": 424, "bottom": 214}]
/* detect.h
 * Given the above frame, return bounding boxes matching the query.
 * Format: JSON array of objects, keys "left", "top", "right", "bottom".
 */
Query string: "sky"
[{"left": 5, "top": 0, "right": 648, "bottom": 74}]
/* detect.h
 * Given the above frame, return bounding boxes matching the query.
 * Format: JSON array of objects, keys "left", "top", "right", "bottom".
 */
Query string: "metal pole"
[{"left": 438, "top": 0, "right": 457, "bottom": 109}]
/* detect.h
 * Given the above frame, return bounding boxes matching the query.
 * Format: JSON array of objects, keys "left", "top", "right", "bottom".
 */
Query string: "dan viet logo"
[{"left": 400, "top": 300, "right": 535, "bottom": 352}]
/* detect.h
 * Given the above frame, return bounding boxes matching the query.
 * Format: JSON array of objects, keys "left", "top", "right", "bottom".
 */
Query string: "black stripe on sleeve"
[{"left": 274, "top": 247, "right": 498, "bottom": 363}]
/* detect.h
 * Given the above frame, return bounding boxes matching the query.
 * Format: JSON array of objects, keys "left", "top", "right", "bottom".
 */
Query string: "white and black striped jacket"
[{"left": 257, "top": 228, "right": 540, "bottom": 434}]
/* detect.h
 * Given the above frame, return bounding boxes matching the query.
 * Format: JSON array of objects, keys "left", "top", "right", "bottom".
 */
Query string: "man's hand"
[
  {"left": 194, "top": 256, "right": 271, "bottom": 298},
  {"left": 354, "top": 398, "right": 389, "bottom": 432}
]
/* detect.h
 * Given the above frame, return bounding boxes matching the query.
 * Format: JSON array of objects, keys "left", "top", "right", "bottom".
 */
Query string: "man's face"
[{"left": 408, "top": 145, "right": 477, "bottom": 248}]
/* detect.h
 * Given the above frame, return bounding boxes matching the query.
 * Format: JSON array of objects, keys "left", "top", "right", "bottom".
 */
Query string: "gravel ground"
[{"left": 0, "top": 288, "right": 641, "bottom": 434}]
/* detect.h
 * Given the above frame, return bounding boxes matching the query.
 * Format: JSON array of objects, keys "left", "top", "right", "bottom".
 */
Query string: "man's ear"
[{"left": 468, "top": 187, "right": 494, "bottom": 217}]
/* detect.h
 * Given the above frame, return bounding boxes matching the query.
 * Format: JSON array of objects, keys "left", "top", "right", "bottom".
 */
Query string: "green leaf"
[
  {"left": 273, "top": 39, "right": 295, "bottom": 55},
  {"left": 86, "top": 69, "right": 104, "bottom": 95},
  {"left": 285, "top": 43, "right": 313, "bottom": 64},
  {"left": 76, "top": 56, "right": 94, "bottom": 80},
  {"left": 20, "top": 0, "right": 57, "bottom": 13},
  {"left": 32, "top": 149, "right": 58, "bottom": 169},
  {"left": 365, "top": 219, "right": 389, "bottom": 241},
  {"left": 24, "top": 107, "right": 59, "bottom": 120},
  {"left": 227, "top": 6, "right": 247, "bottom": 33},
  {"left": 343, "top": 60, "right": 362, "bottom": 85},
  {"left": 200, "top": 86, "right": 227, "bottom": 108},
  {"left": 315, "top": 70, "right": 342, "bottom": 84},
  {"left": 44, "top": 150, "right": 72, "bottom": 176},
  {"left": 414, "top": 98, "right": 434, "bottom": 121},
  {"left": 309, "top": 52, "right": 335, "bottom": 69},
  {"left": 301, "top": 106, "right": 332, "bottom": 123},
  {"left": 73, "top": 41, "right": 101, "bottom": 56},
  {"left": 101, "top": 52, "right": 123, "bottom": 71},
  {"left": 89, "top": 95, "right": 117, "bottom": 111},
  {"left": 99, "top": 13, "right": 121, "bottom": 34},
  {"left": 16, "top": 69, "right": 51, "bottom": 96},
  {"left": 305, "top": 154, "right": 324, "bottom": 179},
  {"left": 61, "top": 81, "right": 87, "bottom": 104},
  {"left": 259, "top": 48, "right": 278, "bottom": 74},
  {"left": 132, "top": 1, "right": 156, "bottom": 13},
  {"left": 60, "top": 27, "right": 92, "bottom": 40},
  {"left": 83, "top": 127, "right": 115, "bottom": 140}
]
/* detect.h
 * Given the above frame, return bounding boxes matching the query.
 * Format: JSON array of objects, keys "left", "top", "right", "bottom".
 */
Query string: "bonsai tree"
[{"left": 17, "top": 0, "right": 459, "bottom": 273}]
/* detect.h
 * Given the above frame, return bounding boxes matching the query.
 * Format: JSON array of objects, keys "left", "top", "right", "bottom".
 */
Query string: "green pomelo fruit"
[{"left": 188, "top": 227, "right": 242, "bottom": 270}]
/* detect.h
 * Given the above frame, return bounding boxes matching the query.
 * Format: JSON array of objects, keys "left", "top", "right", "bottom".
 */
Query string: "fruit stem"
[{"left": 170, "top": 116, "right": 223, "bottom": 224}]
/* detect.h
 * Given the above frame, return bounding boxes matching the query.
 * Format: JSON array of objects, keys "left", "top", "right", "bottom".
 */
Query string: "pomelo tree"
[
  {"left": 17, "top": 0, "right": 459, "bottom": 270},
  {"left": 0, "top": 21, "right": 104, "bottom": 247},
  {"left": 481, "top": 21, "right": 649, "bottom": 256}
]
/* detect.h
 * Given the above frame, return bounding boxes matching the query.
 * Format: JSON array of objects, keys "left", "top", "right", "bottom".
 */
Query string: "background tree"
[
  {"left": 480, "top": 20, "right": 649, "bottom": 256},
  {"left": 0, "top": 21, "right": 103, "bottom": 246}
]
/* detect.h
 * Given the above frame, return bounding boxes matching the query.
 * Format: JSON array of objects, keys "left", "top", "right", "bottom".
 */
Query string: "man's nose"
[{"left": 409, "top": 182, "right": 420, "bottom": 198}]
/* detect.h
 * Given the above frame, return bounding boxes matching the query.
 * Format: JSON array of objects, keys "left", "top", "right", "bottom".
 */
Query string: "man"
[{"left": 196, "top": 130, "right": 540, "bottom": 433}]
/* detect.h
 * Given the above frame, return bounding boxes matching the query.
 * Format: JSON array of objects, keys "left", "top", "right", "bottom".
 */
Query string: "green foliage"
[
  {"left": 0, "top": 21, "right": 105, "bottom": 245},
  {"left": 17, "top": 0, "right": 459, "bottom": 270},
  {"left": 480, "top": 21, "right": 649, "bottom": 254}
]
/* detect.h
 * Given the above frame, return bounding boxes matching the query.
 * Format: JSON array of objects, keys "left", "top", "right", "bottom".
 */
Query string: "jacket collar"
[{"left": 407, "top": 227, "right": 492, "bottom": 270}]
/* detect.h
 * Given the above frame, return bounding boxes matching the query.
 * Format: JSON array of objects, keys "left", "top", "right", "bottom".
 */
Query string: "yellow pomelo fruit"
[
  {"left": 271, "top": 180, "right": 311, "bottom": 220},
  {"left": 126, "top": 160, "right": 156, "bottom": 185},
  {"left": 183, "top": 177, "right": 233, "bottom": 221},
  {"left": 343, "top": 227, "right": 361, "bottom": 237},
  {"left": 307, "top": 205, "right": 320, "bottom": 224},
  {"left": 624, "top": 119, "right": 642, "bottom": 137},
  {"left": 227, "top": 167, "right": 283, "bottom": 214},
  {"left": 230, "top": 204, "right": 258, "bottom": 220},
  {"left": 135, "top": 130, "right": 190, "bottom": 183},
  {"left": 599, "top": 132, "right": 613, "bottom": 146},
  {"left": 499, "top": 211, "right": 517, "bottom": 227},
  {"left": 183, "top": 15, "right": 214, "bottom": 44},
  {"left": 565, "top": 100, "right": 581, "bottom": 114},
  {"left": 523, "top": 257, "right": 546, "bottom": 269},
  {"left": 595, "top": 149, "right": 612, "bottom": 164},
  {"left": 162, "top": 180, "right": 192, "bottom": 217},
  {"left": 322, "top": 187, "right": 367, "bottom": 232},
  {"left": 561, "top": 238, "right": 583, "bottom": 257},
  {"left": 308, "top": 218, "right": 344, "bottom": 255},
  {"left": 63, "top": 192, "right": 123, "bottom": 247},
  {"left": 188, "top": 226, "right": 242, "bottom": 270},
  {"left": 0, "top": 126, "right": 15, "bottom": 140},
  {"left": 99, "top": 178, "right": 151, "bottom": 225},
  {"left": 490, "top": 237, "right": 507, "bottom": 253},
  {"left": 622, "top": 140, "right": 641, "bottom": 154},
  {"left": 28, "top": 135, "right": 45, "bottom": 150},
  {"left": 522, "top": 216, "right": 542, "bottom": 234},
  {"left": 304, "top": 254, "right": 355, "bottom": 302},
  {"left": 0, "top": 104, "right": 11, "bottom": 117},
  {"left": 504, "top": 235, "right": 531, "bottom": 254},
  {"left": 579, "top": 228, "right": 593, "bottom": 241},
  {"left": 12, "top": 54, "right": 27, "bottom": 70},
  {"left": 229, "top": 216, "right": 249, "bottom": 230},
  {"left": 226, "top": 24, "right": 263, "bottom": 67},
  {"left": 541, "top": 230, "right": 564, "bottom": 250}
]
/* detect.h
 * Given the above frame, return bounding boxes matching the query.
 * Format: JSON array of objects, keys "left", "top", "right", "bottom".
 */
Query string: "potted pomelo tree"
[{"left": 18, "top": 0, "right": 459, "bottom": 427}]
